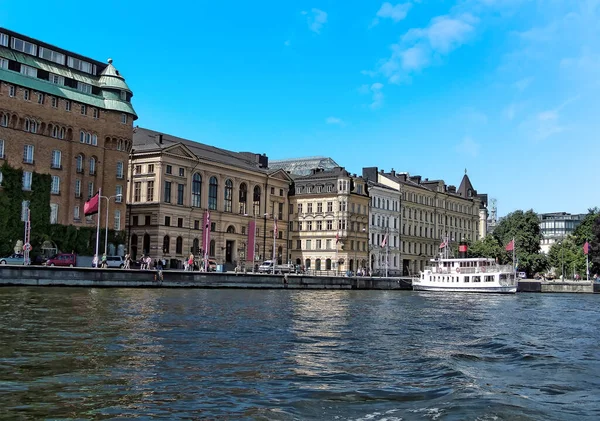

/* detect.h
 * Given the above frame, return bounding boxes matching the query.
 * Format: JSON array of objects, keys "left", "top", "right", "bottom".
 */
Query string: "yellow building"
[{"left": 128, "top": 128, "right": 292, "bottom": 269}]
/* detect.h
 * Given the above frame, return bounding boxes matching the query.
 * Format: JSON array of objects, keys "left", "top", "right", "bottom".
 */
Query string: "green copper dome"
[{"left": 98, "top": 58, "right": 133, "bottom": 94}]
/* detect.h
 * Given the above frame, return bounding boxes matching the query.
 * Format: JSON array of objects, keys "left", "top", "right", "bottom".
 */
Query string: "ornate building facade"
[
  {"left": 363, "top": 167, "right": 486, "bottom": 276},
  {"left": 287, "top": 167, "right": 370, "bottom": 274},
  {"left": 0, "top": 28, "right": 136, "bottom": 228},
  {"left": 128, "top": 128, "right": 292, "bottom": 269}
]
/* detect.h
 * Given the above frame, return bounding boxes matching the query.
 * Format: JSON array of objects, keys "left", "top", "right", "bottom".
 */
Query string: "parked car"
[
  {"left": 258, "top": 260, "right": 294, "bottom": 274},
  {"left": 105, "top": 256, "right": 125, "bottom": 268},
  {"left": 517, "top": 272, "right": 527, "bottom": 279},
  {"left": 0, "top": 253, "right": 25, "bottom": 265},
  {"left": 45, "top": 253, "right": 77, "bottom": 267}
]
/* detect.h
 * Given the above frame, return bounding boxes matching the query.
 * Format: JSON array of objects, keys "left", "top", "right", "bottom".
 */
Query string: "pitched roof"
[
  {"left": 132, "top": 127, "right": 272, "bottom": 173},
  {"left": 269, "top": 156, "right": 339, "bottom": 176},
  {"left": 457, "top": 173, "right": 476, "bottom": 198}
]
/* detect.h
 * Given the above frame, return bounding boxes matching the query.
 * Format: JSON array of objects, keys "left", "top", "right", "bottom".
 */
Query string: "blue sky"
[{"left": 2, "top": 0, "right": 599, "bottom": 216}]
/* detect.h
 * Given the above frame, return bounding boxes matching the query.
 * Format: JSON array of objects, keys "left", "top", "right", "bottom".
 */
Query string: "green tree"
[
  {"left": 591, "top": 215, "right": 600, "bottom": 277},
  {"left": 548, "top": 237, "right": 587, "bottom": 279},
  {"left": 468, "top": 235, "right": 503, "bottom": 260},
  {"left": 492, "top": 209, "right": 547, "bottom": 276},
  {"left": 572, "top": 208, "right": 600, "bottom": 246}
]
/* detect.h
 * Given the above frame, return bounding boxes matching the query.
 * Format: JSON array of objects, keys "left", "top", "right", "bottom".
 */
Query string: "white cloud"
[
  {"left": 514, "top": 77, "right": 533, "bottom": 91},
  {"left": 304, "top": 8, "right": 328, "bottom": 34},
  {"left": 375, "top": 13, "right": 478, "bottom": 83},
  {"left": 326, "top": 116, "right": 345, "bottom": 125},
  {"left": 370, "top": 83, "right": 384, "bottom": 109},
  {"left": 456, "top": 136, "right": 481, "bottom": 157},
  {"left": 371, "top": 2, "right": 412, "bottom": 27}
]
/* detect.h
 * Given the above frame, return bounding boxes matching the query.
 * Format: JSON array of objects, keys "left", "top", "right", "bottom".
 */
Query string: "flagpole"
[
  {"left": 586, "top": 239, "right": 589, "bottom": 282},
  {"left": 272, "top": 216, "right": 277, "bottom": 272},
  {"left": 95, "top": 187, "right": 102, "bottom": 265},
  {"left": 335, "top": 232, "right": 339, "bottom": 276},
  {"left": 512, "top": 236, "right": 516, "bottom": 277},
  {"left": 386, "top": 228, "right": 389, "bottom": 278}
]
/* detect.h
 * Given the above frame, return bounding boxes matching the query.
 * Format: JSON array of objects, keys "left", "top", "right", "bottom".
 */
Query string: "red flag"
[
  {"left": 505, "top": 239, "right": 514, "bottom": 251},
  {"left": 274, "top": 216, "right": 278, "bottom": 237},
  {"left": 335, "top": 233, "right": 340, "bottom": 244},
  {"left": 381, "top": 234, "right": 388, "bottom": 247},
  {"left": 439, "top": 241, "right": 447, "bottom": 249},
  {"left": 84, "top": 192, "right": 99, "bottom": 216},
  {"left": 584, "top": 241, "right": 589, "bottom": 255}
]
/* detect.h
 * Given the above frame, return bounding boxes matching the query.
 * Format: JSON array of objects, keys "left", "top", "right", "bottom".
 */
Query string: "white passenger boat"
[{"left": 413, "top": 256, "right": 518, "bottom": 293}]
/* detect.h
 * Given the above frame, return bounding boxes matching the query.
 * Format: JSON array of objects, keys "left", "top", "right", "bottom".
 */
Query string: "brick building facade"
[{"left": 0, "top": 28, "right": 136, "bottom": 230}]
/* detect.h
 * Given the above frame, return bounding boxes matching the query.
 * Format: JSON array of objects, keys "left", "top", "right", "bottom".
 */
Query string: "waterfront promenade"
[{"left": 0, "top": 265, "right": 597, "bottom": 293}]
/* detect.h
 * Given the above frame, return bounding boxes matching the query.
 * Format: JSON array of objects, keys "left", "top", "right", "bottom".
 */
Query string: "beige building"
[
  {"left": 0, "top": 28, "right": 136, "bottom": 229},
  {"left": 128, "top": 128, "right": 292, "bottom": 269},
  {"left": 363, "top": 167, "right": 487, "bottom": 275},
  {"left": 287, "top": 167, "right": 370, "bottom": 274}
]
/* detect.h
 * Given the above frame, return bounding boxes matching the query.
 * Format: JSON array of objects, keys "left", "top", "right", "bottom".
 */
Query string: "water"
[{"left": 0, "top": 288, "right": 599, "bottom": 420}]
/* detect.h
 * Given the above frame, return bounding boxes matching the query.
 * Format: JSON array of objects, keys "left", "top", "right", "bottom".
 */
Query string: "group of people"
[{"left": 91, "top": 253, "right": 108, "bottom": 268}]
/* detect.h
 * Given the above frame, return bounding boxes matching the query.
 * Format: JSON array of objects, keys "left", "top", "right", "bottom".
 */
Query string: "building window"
[
  {"left": 114, "top": 210, "right": 121, "bottom": 231},
  {"left": 164, "top": 181, "right": 172, "bottom": 203},
  {"left": 49, "top": 74, "right": 65, "bottom": 85},
  {"left": 50, "top": 204, "right": 58, "bottom": 224},
  {"left": 65, "top": 101, "right": 71, "bottom": 111},
  {"left": 208, "top": 176, "right": 218, "bottom": 210},
  {"left": 165, "top": 216, "right": 171, "bottom": 226},
  {"left": 224, "top": 179, "right": 233, "bottom": 212},
  {"left": 20, "top": 64, "right": 38, "bottom": 78},
  {"left": 51, "top": 176, "right": 60, "bottom": 194},
  {"left": 89, "top": 157, "right": 96, "bottom": 175},
  {"left": 8, "top": 85, "right": 15, "bottom": 97},
  {"left": 75, "top": 179, "right": 81, "bottom": 197},
  {"left": 166, "top": 165, "right": 172, "bottom": 174},
  {"left": 0, "top": 113, "right": 7, "bottom": 127},
  {"left": 147, "top": 181, "right": 154, "bottom": 201},
  {"left": 0, "top": 33, "right": 7, "bottom": 47},
  {"left": 179, "top": 167, "right": 185, "bottom": 177},
  {"left": 37, "top": 92, "right": 44, "bottom": 104},
  {"left": 24, "top": 89, "right": 30, "bottom": 101},
  {"left": 0, "top": 58, "right": 6, "bottom": 69},
  {"left": 50, "top": 97, "right": 58, "bottom": 108},
  {"left": 0, "top": 139, "right": 4, "bottom": 158},
  {"left": 253, "top": 186, "right": 261, "bottom": 215},
  {"left": 116, "top": 161, "right": 123, "bottom": 179},
  {"left": 163, "top": 235, "right": 170, "bottom": 254},
  {"left": 39, "top": 47, "right": 65, "bottom": 65},
  {"left": 148, "top": 164, "right": 154, "bottom": 173},
  {"left": 177, "top": 218, "right": 183, "bottom": 228},
  {"left": 115, "top": 185, "right": 123, "bottom": 202},
  {"left": 134, "top": 182, "right": 141, "bottom": 202},
  {"left": 22, "top": 171, "right": 32, "bottom": 190},
  {"left": 76, "top": 155, "right": 84, "bottom": 173},
  {"left": 23, "top": 145, "right": 34, "bottom": 164},
  {"left": 24, "top": 118, "right": 37, "bottom": 133},
  {"left": 192, "top": 173, "right": 201, "bottom": 207},
  {"left": 67, "top": 57, "right": 95, "bottom": 74},
  {"left": 74, "top": 206, "right": 80, "bottom": 221},
  {"left": 88, "top": 182, "right": 94, "bottom": 199},
  {"left": 177, "top": 183, "right": 184, "bottom": 205},
  {"left": 92, "top": 108, "right": 98, "bottom": 119},
  {"left": 77, "top": 82, "right": 92, "bottom": 94},
  {"left": 12, "top": 37, "right": 37, "bottom": 55},
  {"left": 51, "top": 150, "right": 61, "bottom": 169},
  {"left": 121, "top": 114, "right": 127, "bottom": 124}
]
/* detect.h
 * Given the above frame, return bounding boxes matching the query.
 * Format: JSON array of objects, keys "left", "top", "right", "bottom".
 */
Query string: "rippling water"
[{"left": 0, "top": 288, "right": 599, "bottom": 420}]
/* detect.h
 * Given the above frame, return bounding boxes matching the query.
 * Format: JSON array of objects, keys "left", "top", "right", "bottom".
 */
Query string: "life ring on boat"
[
  {"left": 481, "top": 267, "right": 486, "bottom": 273},
  {"left": 456, "top": 268, "right": 460, "bottom": 273},
  {"left": 436, "top": 267, "right": 441, "bottom": 273}
]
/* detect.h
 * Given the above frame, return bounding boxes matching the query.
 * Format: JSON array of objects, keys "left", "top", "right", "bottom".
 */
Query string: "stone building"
[
  {"left": 128, "top": 128, "right": 292, "bottom": 269},
  {"left": 287, "top": 167, "right": 370, "bottom": 274},
  {"left": 0, "top": 28, "right": 136, "bottom": 229},
  {"left": 363, "top": 167, "right": 485, "bottom": 276}
]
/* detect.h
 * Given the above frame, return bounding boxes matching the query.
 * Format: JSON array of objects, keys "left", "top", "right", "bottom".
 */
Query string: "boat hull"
[{"left": 412, "top": 283, "right": 517, "bottom": 294}]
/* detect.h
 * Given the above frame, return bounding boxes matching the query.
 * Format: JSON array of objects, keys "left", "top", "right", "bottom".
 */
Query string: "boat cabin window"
[
  {"left": 484, "top": 275, "right": 494, "bottom": 282},
  {"left": 472, "top": 276, "right": 481, "bottom": 282},
  {"left": 464, "top": 276, "right": 470, "bottom": 283}
]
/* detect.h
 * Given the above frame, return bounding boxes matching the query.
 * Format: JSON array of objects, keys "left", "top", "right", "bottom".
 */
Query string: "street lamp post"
[{"left": 101, "top": 193, "right": 123, "bottom": 257}]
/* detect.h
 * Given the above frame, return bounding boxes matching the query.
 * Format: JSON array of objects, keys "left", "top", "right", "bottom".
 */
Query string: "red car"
[{"left": 45, "top": 253, "right": 77, "bottom": 267}]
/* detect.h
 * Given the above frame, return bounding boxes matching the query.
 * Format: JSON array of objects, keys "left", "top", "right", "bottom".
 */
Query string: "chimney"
[
  {"left": 157, "top": 134, "right": 163, "bottom": 144},
  {"left": 390, "top": 168, "right": 396, "bottom": 176}
]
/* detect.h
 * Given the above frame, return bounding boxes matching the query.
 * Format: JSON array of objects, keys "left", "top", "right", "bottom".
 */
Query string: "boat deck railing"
[{"left": 424, "top": 264, "right": 514, "bottom": 274}]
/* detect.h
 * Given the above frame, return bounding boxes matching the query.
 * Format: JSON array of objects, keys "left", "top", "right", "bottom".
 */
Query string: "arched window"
[
  {"left": 192, "top": 173, "right": 202, "bottom": 207},
  {"left": 80, "top": 130, "right": 85, "bottom": 143},
  {"left": 76, "top": 154, "right": 84, "bottom": 173},
  {"left": 131, "top": 234, "right": 138, "bottom": 260},
  {"left": 51, "top": 125, "right": 58, "bottom": 138},
  {"left": 277, "top": 246, "right": 282, "bottom": 265},
  {"left": 224, "top": 179, "right": 233, "bottom": 212},
  {"left": 163, "top": 235, "right": 170, "bottom": 254},
  {"left": 91, "top": 134, "right": 97, "bottom": 146},
  {"left": 325, "top": 258, "right": 332, "bottom": 270},
  {"left": 176, "top": 236, "right": 183, "bottom": 254},
  {"left": 305, "top": 258, "right": 311, "bottom": 269},
  {"left": 253, "top": 186, "right": 261, "bottom": 215},
  {"left": 193, "top": 238, "right": 200, "bottom": 255},
  {"left": 0, "top": 113, "right": 7, "bottom": 127},
  {"left": 89, "top": 157, "right": 96, "bottom": 175},
  {"left": 208, "top": 176, "right": 218, "bottom": 210},
  {"left": 315, "top": 258, "right": 321, "bottom": 271},
  {"left": 239, "top": 183, "right": 247, "bottom": 214},
  {"left": 59, "top": 127, "right": 65, "bottom": 139},
  {"left": 143, "top": 234, "right": 150, "bottom": 254},
  {"left": 226, "top": 225, "right": 235, "bottom": 234},
  {"left": 209, "top": 239, "right": 215, "bottom": 257}
]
